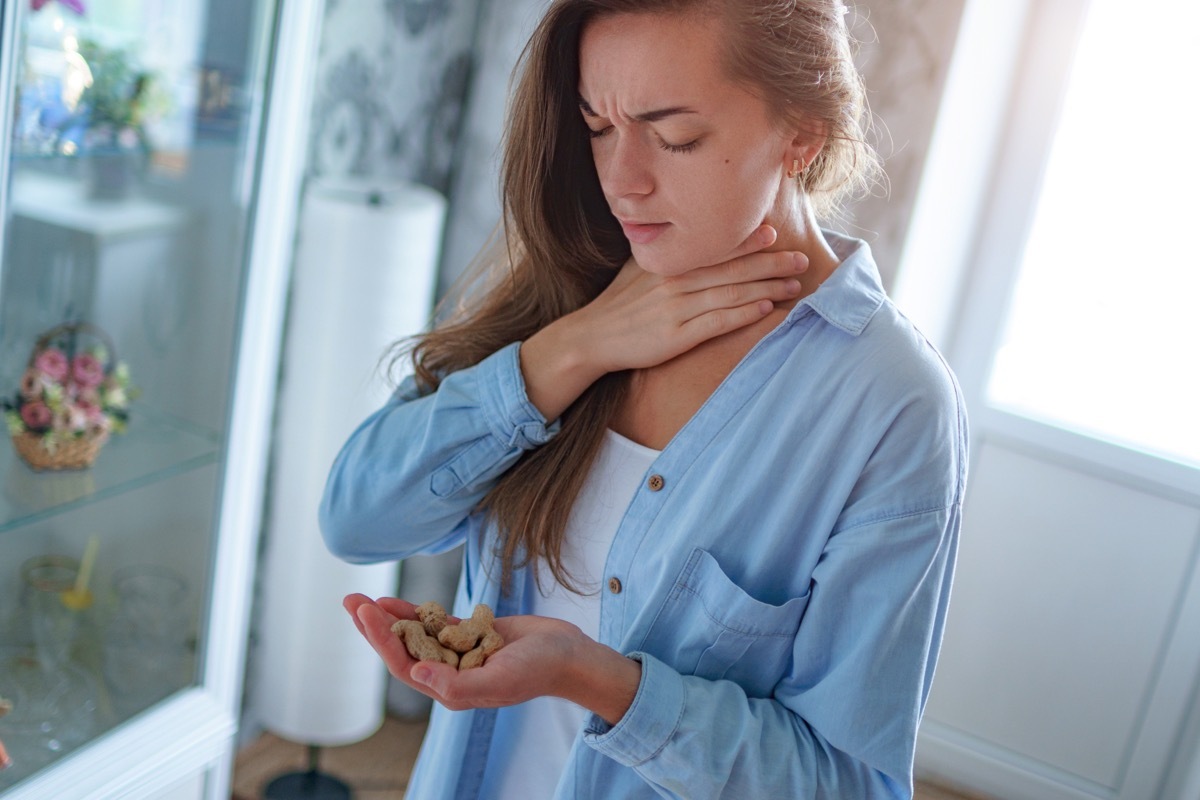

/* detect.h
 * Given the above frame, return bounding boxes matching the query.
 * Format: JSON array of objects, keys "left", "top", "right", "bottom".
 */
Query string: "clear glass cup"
[
  {"left": 20, "top": 555, "right": 80, "bottom": 670},
  {"left": 0, "top": 555, "right": 97, "bottom": 782},
  {"left": 103, "top": 565, "right": 191, "bottom": 714}
]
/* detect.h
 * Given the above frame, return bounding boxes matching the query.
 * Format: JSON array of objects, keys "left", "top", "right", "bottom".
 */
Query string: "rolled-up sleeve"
[{"left": 319, "top": 341, "right": 559, "bottom": 563}]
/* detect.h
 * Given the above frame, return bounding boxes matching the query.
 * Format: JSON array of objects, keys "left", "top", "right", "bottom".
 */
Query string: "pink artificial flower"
[
  {"left": 34, "top": 348, "right": 69, "bottom": 383},
  {"left": 20, "top": 401, "right": 52, "bottom": 430},
  {"left": 19, "top": 369, "right": 44, "bottom": 399},
  {"left": 60, "top": 404, "right": 89, "bottom": 432},
  {"left": 76, "top": 399, "right": 105, "bottom": 424},
  {"left": 31, "top": 0, "right": 86, "bottom": 15},
  {"left": 71, "top": 353, "right": 105, "bottom": 389}
]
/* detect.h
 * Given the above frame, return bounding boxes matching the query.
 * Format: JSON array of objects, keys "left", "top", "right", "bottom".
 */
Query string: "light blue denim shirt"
[{"left": 320, "top": 232, "right": 968, "bottom": 800}]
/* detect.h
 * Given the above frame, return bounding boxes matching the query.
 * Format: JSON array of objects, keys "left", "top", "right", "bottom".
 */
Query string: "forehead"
[{"left": 577, "top": 12, "right": 737, "bottom": 114}]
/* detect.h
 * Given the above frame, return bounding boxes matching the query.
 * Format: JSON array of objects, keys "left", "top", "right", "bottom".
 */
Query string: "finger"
[
  {"left": 375, "top": 596, "right": 420, "bottom": 620},
  {"left": 668, "top": 226, "right": 776, "bottom": 284},
  {"left": 409, "top": 660, "right": 461, "bottom": 699},
  {"left": 683, "top": 276, "right": 803, "bottom": 316},
  {"left": 343, "top": 593, "right": 375, "bottom": 637},
  {"left": 679, "top": 300, "right": 776, "bottom": 345},
  {"left": 693, "top": 224, "right": 792, "bottom": 271},
  {"left": 356, "top": 603, "right": 418, "bottom": 680},
  {"left": 683, "top": 250, "right": 807, "bottom": 293},
  {"left": 725, "top": 224, "right": 777, "bottom": 262},
  {"left": 356, "top": 605, "right": 464, "bottom": 708},
  {"left": 411, "top": 657, "right": 509, "bottom": 710},
  {"left": 377, "top": 596, "right": 461, "bottom": 626}
]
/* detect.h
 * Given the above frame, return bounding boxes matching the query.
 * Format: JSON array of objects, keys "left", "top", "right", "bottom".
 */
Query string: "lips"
[{"left": 617, "top": 219, "right": 670, "bottom": 245}]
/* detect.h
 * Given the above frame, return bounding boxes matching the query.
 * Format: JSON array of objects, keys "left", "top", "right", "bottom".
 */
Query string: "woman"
[{"left": 321, "top": 1, "right": 967, "bottom": 797}]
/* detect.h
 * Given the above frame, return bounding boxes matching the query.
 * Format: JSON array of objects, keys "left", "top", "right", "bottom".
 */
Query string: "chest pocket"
[{"left": 637, "top": 548, "right": 810, "bottom": 698}]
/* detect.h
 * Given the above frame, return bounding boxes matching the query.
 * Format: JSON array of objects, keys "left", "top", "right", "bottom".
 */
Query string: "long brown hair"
[{"left": 399, "top": 0, "right": 880, "bottom": 593}]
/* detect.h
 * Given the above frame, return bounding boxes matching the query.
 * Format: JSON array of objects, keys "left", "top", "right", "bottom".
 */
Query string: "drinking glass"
[
  {"left": 20, "top": 555, "right": 80, "bottom": 670},
  {"left": 0, "top": 555, "right": 97, "bottom": 776},
  {"left": 103, "top": 565, "right": 191, "bottom": 713}
]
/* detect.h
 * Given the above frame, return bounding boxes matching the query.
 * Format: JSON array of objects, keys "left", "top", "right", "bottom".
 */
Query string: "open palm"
[{"left": 344, "top": 594, "right": 593, "bottom": 712}]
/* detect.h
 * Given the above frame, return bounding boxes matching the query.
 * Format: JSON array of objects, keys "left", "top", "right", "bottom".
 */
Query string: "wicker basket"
[
  {"left": 12, "top": 429, "right": 110, "bottom": 471},
  {"left": 9, "top": 322, "right": 119, "bottom": 471}
]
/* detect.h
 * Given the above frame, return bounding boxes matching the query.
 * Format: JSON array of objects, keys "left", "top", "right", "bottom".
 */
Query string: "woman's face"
[{"left": 578, "top": 12, "right": 798, "bottom": 275}]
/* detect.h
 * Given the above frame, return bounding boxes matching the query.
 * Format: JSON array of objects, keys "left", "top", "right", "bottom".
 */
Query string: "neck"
[{"left": 763, "top": 194, "right": 841, "bottom": 300}]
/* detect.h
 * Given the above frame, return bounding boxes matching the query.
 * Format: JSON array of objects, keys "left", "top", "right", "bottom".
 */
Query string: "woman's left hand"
[{"left": 346, "top": 595, "right": 640, "bottom": 723}]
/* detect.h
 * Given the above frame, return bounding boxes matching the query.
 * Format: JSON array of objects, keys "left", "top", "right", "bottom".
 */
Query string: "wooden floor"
[
  {"left": 232, "top": 716, "right": 427, "bottom": 800},
  {"left": 231, "top": 714, "right": 994, "bottom": 799}
]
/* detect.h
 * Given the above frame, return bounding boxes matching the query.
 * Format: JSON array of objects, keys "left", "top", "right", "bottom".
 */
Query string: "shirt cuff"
[
  {"left": 582, "top": 652, "right": 686, "bottom": 767},
  {"left": 477, "top": 341, "right": 560, "bottom": 449}
]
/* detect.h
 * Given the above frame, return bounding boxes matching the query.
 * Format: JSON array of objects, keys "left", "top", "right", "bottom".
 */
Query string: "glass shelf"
[
  {"left": 0, "top": 0, "right": 285, "bottom": 792},
  {"left": 0, "top": 412, "right": 220, "bottom": 535}
]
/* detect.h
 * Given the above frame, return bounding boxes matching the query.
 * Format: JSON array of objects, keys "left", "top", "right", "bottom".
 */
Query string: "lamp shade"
[{"left": 255, "top": 178, "right": 445, "bottom": 745}]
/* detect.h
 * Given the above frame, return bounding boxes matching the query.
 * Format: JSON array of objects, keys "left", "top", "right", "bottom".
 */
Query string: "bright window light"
[{"left": 986, "top": 0, "right": 1200, "bottom": 467}]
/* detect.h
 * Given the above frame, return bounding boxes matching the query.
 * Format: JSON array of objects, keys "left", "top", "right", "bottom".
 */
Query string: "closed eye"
[
  {"left": 587, "top": 125, "right": 700, "bottom": 155},
  {"left": 659, "top": 138, "right": 700, "bottom": 154}
]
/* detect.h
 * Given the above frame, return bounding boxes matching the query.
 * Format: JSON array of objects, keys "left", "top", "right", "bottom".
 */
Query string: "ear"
[{"left": 785, "top": 124, "right": 828, "bottom": 174}]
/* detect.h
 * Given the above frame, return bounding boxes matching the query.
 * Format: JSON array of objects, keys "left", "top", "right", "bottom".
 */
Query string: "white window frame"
[
  {"left": 895, "top": 0, "right": 1199, "bottom": 502},
  {"left": 901, "top": 0, "right": 1200, "bottom": 795}
]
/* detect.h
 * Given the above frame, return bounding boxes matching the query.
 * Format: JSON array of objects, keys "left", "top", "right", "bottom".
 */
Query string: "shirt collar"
[{"left": 787, "top": 230, "right": 887, "bottom": 336}]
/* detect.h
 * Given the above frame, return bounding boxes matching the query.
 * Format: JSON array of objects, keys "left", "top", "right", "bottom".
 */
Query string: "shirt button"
[
  {"left": 647, "top": 474, "right": 665, "bottom": 492},
  {"left": 608, "top": 576, "right": 623, "bottom": 594}
]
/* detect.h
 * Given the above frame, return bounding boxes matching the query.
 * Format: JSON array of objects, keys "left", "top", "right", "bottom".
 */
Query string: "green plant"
[{"left": 77, "top": 39, "right": 155, "bottom": 151}]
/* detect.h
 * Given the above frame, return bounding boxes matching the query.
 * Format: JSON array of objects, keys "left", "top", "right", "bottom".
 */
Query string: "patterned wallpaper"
[
  {"left": 438, "top": 0, "right": 550, "bottom": 295},
  {"left": 843, "top": 0, "right": 967, "bottom": 287},
  {"left": 308, "top": 0, "right": 482, "bottom": 194}
]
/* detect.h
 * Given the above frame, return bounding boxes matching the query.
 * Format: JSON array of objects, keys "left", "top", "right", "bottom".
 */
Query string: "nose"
[{"left": 596, "top": 132, "right": 654, "bottom": 199}]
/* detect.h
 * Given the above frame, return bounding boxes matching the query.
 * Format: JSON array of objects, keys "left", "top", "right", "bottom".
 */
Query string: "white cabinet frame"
[{"left": 0, "top": 0, "right": 323, "bottom": 797}]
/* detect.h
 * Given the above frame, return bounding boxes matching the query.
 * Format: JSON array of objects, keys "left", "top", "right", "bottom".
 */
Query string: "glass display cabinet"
[{"left": 0, "top": 0, "right": 320, "bottom": 797}]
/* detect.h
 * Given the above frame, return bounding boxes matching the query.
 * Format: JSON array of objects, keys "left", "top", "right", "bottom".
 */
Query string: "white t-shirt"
[{"left": 478, "top": 429, "right": 660, "bottom": 800}]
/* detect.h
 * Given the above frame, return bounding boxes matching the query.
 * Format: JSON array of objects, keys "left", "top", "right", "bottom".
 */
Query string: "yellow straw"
[
  {"left": 75, "top": 535, "right": 99, "bottom": 595},
  {"left": 62, "top": 535, "right": 99, "bottom": 610}
]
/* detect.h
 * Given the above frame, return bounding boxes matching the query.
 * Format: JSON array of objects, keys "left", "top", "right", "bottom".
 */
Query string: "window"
[{"left": 985, "top": 0, "right": 1200, "bottom": 466}]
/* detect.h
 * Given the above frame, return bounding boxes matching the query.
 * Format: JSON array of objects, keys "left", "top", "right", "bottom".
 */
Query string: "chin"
[
  {"left": 631, "top": 243, "right": 719, "bottom": 277},
  {"left": 632, "top": 254, "right": 691, "bottom": 277}
]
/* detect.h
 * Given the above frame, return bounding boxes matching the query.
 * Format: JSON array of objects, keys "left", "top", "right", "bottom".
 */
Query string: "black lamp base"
[
  {"left": 263, "top": 744, "right": 352, "bottom": 799},
  {"left": 263, "top": 770, "right": 352, "bottom": 800}
]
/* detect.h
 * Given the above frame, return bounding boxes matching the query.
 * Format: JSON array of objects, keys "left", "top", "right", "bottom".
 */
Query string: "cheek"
[
  {"left": 677, "top": 159, "right": 780, "bottom": 259},
  {"left": 726, "top": 147, "right": 787, "bottom": 218},
  {"left": 623, "top": 139, "right": 786, "bottom": 275}
]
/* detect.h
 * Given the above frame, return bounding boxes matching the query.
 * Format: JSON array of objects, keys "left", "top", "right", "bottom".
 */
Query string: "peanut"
[
  {"left": 415, "top": 601, "right": 450, "bottom": 636},
  {"left": 459, "top": 629, "right": 505, "bottom": 671},
  {"left": 393, "top": 601, "right": 505, "bottom": 671},
  {"left": 392, "top": 619, "right": 460, "bottom": 668},
  {"left": 438, "top": 604, "right": 496, "bottom": 653}
]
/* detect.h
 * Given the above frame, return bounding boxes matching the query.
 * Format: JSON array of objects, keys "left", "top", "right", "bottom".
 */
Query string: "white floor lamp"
[{"left": 255, "top": 177, "right": 445, "bottom": 798}]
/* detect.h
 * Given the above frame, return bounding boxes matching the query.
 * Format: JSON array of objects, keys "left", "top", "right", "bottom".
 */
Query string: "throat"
[{"left": 610, "top": 308, "right": 787, "bottom": 450}]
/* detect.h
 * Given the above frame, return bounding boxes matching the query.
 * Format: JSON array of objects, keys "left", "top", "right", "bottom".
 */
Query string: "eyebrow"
[{"left": 578, "top": 95, "right": 698, "bottom": 123}]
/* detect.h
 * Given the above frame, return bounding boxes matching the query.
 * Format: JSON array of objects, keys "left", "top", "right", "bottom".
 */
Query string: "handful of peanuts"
[{"left": 392, "top": 601, "right": 505, "bottom": 671}]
